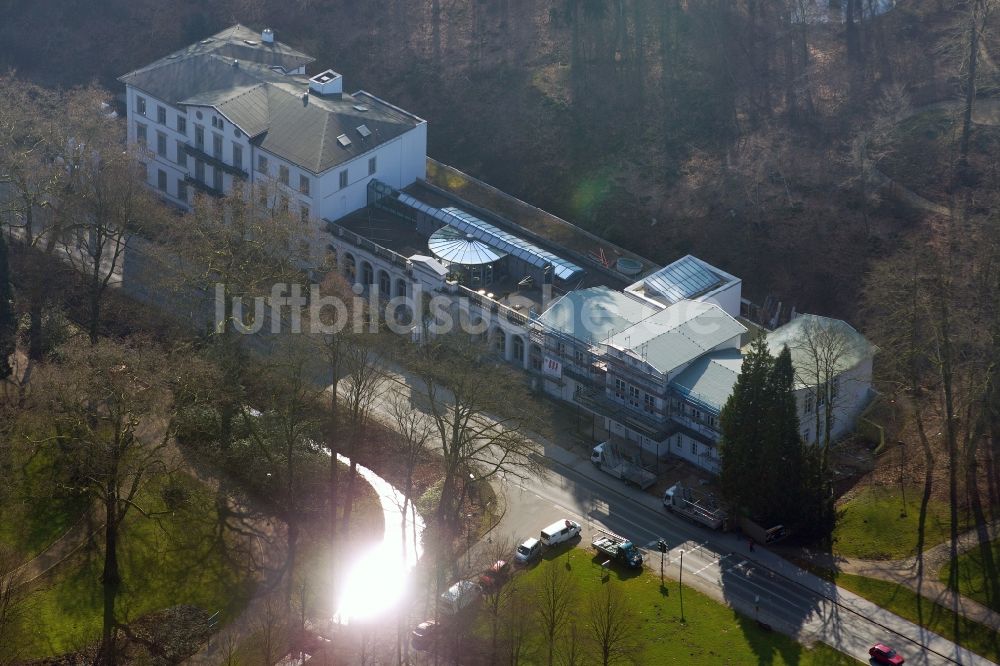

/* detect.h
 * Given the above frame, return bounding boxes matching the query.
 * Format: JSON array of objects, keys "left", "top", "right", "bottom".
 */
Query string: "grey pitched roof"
[
  {"left": 119, "top": 25, "right": 423, "bottom": 174},
  {"left": 538, "top": 287, "right": 660, "bottom": 345},
  {"left": 670, "top": 348, "right": 744, "bottom": 411},
  {"left": 766, "top": 314, "right": 876, "bottom": 389},
  {"left": 605, "top": 300, "right": 746, "bottom": 376}
]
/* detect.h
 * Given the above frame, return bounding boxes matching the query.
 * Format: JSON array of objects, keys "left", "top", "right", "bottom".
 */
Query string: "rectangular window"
[
  {"left": 614, "top": 378, "right": 626, "bottom": 400},
  {"left": 177, "top": 116, "right": 186, "bottom": 134},
  {"left": 232, "top": 144, "right": 243, "bottom": 171},
  {"left": 299, "top": 174, "right": 310, "bottom": 195},
  {"left": 213, "top": 134, "right": 223, "bottom": 160},
  {"left": 136, "top": 122, "right": 147, "bottom": 147},
  {"left": 644, "top": 394, "right": 655, "bottom": 414},
  {"left": 194, "top": 125, "right": 204, "bottom": 150},
  {"left": 194, "top": 159, "right": 205, "bottom": 183},
  {"left": 368, "top": 156, "right": 377, "bottom": 176},
  {"left": 176, "top": 140, "right": 187, "bottom": 167},
  {"left": 575, "top": 349, "right": 586, "bottom": 366},
  {"left": 213, "top": 167, "right": 223, "bottom": 192},
  {"left": 627, "top": 385, "right": 640, "bottom": 408},
  {"left": 279, "top": 164, "right": 289, "bottom": 185},
  {"left": 257, "top": 154, "right": 268, "bottom": 173},
  {"left": 157, "top": 105, "right": 166, "bottom": 124},
  {"left": 177, "top": 180, "right": 187, "bottom": 202},
  {"left": 136, "top": 96, "right": 146, "bottom": 116},
  {"left": 300, "top": 204, "right": 310, "bottom": 223},
  {"left": 804, "top": 394, "right": 813, "bottom": 413},
  {"left": 691, "top": 440, "right": 697, "bottom": 454},
  {"left": 157, "top": 169, "right": 167, "bottom": 191},
  {"left": 831, "top": 377, "right": 840, "bottom": 399},
  {"left": 156, "top": 131, "right": 166, "bottom": 157},
  {"left": 278, "top": 195, "right": 289, "bottom": 213},
  {"left": 339, "top": 169, "right": 348, "bottom": 189}
]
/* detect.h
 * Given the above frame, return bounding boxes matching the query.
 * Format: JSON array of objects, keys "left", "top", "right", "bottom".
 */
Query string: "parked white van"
[
  {"left": 540, "top": 519, "right": 582, "bottom": 547},
  {"left": 439, "top": 580, "right": 481, "bottom": 615}
]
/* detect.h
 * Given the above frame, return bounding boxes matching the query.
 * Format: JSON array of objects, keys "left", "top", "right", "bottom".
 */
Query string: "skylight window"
[
  {"left": 337, "top": 134, "right": 352, "bottom": 148},
  {"left": 353, "top": 104, "right": 369, "bottom": 112},
  {"left": 356, "top": 124, "right": 372, "bottom": 138}
]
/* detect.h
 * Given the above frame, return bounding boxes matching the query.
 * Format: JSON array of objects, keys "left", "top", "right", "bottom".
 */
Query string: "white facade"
[{"left": 795, "top": 355, "right": 875, "bottom": 445}]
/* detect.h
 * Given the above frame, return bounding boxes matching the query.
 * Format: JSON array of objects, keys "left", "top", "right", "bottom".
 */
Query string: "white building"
[
  {"left": 118, "top": 24, "right": 427, "bottom": 230},
  {"left": 767, "top": 314, "right": 877, "bottom": 445}
]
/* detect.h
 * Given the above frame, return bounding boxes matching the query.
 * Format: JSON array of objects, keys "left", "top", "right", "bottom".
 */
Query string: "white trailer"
[
  {"left": 663, "top": 482, "right": 727, "bottom": 530},
  {"left": 590, "top": 442, "right": 657, "bottom": 490}
]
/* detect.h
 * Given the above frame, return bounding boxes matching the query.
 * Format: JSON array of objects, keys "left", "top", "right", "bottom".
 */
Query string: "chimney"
[
  {"left": 308, "top": 69, "right": 343, "bottom": 97},
  {"left": 261, "top": 28, "right": 274, "bottom": 43}
]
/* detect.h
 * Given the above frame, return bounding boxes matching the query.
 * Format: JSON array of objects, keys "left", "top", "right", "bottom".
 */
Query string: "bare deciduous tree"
[
  {"left": 587, "top": 581, "right": 641, "bottom": 666},
  {"left": 33, "top": 337, "right": 173, "bottom": 666},
  {"left": 405, "top": 333, "right": 548, "bottom": 531},
  {"left": 535, "top": 559, "right": 577, "bottom": 666}
]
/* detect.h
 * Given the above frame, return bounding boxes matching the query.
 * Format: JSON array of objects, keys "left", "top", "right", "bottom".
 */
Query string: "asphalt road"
[{"left": 488, "top": 446, "right": 997, "bottom": 666}]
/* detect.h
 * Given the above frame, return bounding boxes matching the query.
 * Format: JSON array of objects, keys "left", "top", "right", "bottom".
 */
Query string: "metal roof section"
[
  {"left": 670, "top": 348, "right": 744, "bottom": 411},
  {"left": 119, "top": 24, "right": 313, "bottom": 86},
  {"left": 627, "top": 255, "right": 739, "bottom": 307},
  {"left": 605, "top": 300, "right": 747, "bottom": 376},
  {"left": 408, "top": 254, "right": 449, "bottom": 277},
  {"left": 537, "top": 287, "right": 660, "bottom": 345},
  {"left": 119, "top": 25, "right": 424, "bottom": 174},
  {"left": 766, "top": 314, "right": 877, "bottom": 389},
  {"left": 428, "top": 225, "right": 507, "bottom": 266},
  {"left": 394, "top": 193, "right": 585, "bottom": 281}
]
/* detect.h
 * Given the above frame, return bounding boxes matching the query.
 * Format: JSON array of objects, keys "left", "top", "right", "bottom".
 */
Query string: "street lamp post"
[
  {"left": 466, "top": 513, "right": 473, "bottom": 569},
  {"left": 678, "top": 549, "right": 685, "bottom": 622}
]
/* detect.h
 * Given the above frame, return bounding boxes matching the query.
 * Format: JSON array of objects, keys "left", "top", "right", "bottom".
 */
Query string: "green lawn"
[
  {"left": 512, "top": 548, "right": 856, "bottom": 665},
  {"left": 940, "top": 538, "right": 1000, "bottom": 613},
  {"left": 0, "top": 442, "right": 88, "bottom": 559},
  {"left": 833, "top": 485, "right": 976, "bottom": 560},
  {"left": 10, "top": 472, "right": 256, "bottom": 660},
  {"left": 833, "top": 572, "right": 1000, "bottom": 664}
]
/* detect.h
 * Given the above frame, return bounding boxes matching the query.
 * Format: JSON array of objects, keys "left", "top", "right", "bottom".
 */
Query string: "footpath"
[{"left": 791, "top": 520, "right": 1000, "bottom": 633}]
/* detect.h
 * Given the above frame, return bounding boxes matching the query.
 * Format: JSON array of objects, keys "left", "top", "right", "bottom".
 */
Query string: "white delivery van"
[
  {"left": 540, "top": 519, "right": 582, "bottom": 547},
  {"left": 439, "top": 580, "right": 481, "bottom": 615}
]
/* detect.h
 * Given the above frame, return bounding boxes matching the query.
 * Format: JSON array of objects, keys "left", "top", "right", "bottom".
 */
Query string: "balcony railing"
[
  {"left": 182, "top": 144, "right": 248, "bottom": 179},
  {"left": 184, "top": 175, "right": 223, "bottom": 198},
  {"left": 325, "top": 220, "right": 410, "bottom": 269}
]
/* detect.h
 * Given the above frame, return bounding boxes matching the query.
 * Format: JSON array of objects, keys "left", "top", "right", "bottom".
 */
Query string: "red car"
[
  {"left": 869, "top": 643, "right": 905, "bottom": 665},
  {"left": 479, "top": 560, "right": 511, "bottom": 590}
]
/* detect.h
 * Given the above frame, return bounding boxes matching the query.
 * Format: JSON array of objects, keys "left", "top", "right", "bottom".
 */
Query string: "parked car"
[
  {"left": 479, "top": 560, "right": 511, "bottom": 590},
  {"left": 439, "top": 580, "right": 481, "bottom": 615},
  {"left": 411, "top": 620, "right": 439, "bottom": 651},
  {"left": 514, "top": 537, "right": 542, "bottom": 564},
  {"left": 869, "top": 643, "right": 905, "bottom": 665},
  {"left": 540, "top": 519, "right": 582, "bottom": 548}
]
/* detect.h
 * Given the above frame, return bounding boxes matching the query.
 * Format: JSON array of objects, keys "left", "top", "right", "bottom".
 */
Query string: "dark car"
[
  {"left": 479, "top": 560, "right": 511, "bottom": 590},
  {"left": 869, "top": 643, "right": 905, "bottom": 665},
  {"left": 411, "top": 620, "right": 440, "bottom": 651}
]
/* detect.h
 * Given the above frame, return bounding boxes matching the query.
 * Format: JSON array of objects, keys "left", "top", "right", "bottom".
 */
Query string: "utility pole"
[{"left": 678, "top": 549, "right": 685, "bottom": 622}]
